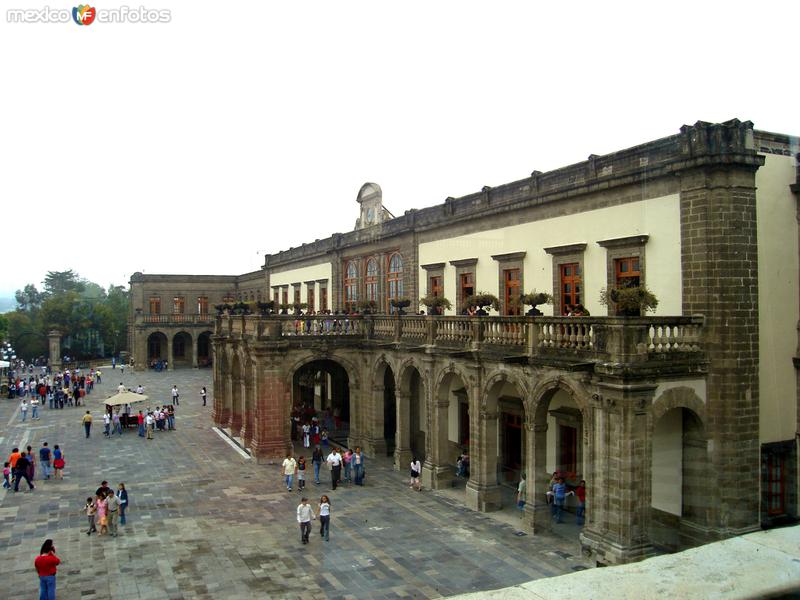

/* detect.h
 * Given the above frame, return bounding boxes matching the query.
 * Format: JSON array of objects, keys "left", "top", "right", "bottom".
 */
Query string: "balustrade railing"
[
  {"left": 141, "top": 314, "right": 214, "bottom": 324},
  {"left": 216, "top": 314, "right": 705, "bottom": 363}
]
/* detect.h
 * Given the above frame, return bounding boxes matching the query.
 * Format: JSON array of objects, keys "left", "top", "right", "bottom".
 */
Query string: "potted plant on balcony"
[
  {"left": 463, "top": 292, "right": 500, "bottom": 316},
  {"left": 214, "top": 303, "right": 232, "bottom": 316},
  {"left": 231, "top": 302, "right": 251, "bottom": 315},
  {"left": 357, "top": 299, "right": 378, "bottom": 315},
  {"left": 420, "top": 295, "right": 452, "bottom": 315},
  {"left": 292, "top": 302, "right": 308, "bottom": 316},
  {"left": 600, "top": 285, "right": 658, "bottom": 316},
  {"left": 519, "top": 291, "right": 553, "bottom": 316},
  {"left": 256, "top": 300, "right": 275, "bottom": 316},
  {"left": 278, "top": 303, "right": 291, "bottom": 315},
  {"left": 390, "top": 297, "right": 412, "bottom": 315}
]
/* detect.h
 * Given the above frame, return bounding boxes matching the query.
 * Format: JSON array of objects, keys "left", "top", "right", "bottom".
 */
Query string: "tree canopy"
[{"left": 9, "top": 270, "right": 129, "bottom": 361}]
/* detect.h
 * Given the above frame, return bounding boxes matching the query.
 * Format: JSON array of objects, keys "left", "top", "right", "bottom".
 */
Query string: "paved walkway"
[{"left": 0, "top": 368, "right": 591, "bottom": 600}]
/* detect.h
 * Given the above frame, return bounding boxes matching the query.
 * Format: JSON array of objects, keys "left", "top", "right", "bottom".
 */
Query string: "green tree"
[
  {"left": 0, "top": 313, "right": 8, "bottom": 343},
  {"left": 43, "top": 270, "right": 86, "bottom": 296},
  {"left": 7, "top": 310, "right": 47, "bottom": 360},
  {"left": 14, "top": 283, "right": 44, "bottom": 311}
]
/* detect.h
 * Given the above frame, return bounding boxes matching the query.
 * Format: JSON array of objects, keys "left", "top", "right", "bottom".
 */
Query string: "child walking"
[
  {"left": 2, "top": 462, "right": 10, "bottom": 489},
  {"left": 297, "top": 456, "right": 307, "bottom": 491},
  {"left": 318, "top": 495, "right": 331, "bottom": 541},
  {"left": 85, "top": 497, "right": 97, "bottom": 535}
]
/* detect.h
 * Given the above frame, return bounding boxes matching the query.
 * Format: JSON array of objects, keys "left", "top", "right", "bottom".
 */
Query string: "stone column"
[
  {"left": 166, "top": 335, "right": 174, "bottom": 371},
  {"left": 133, "top": 327, "right": 148, "bottom": 372},
  {"left": 422, "top": 396, "right": 454, "bottom": 489},
  {"left": 250, "top": 346, "right": 291, "bottom": 463},
  {"left": 211, "top": 339, "right": 229, "bottom": 427},
  {"left": 580, "top": 386, "right": 655, "bottom": 565},
  {"left": 191, "top": 337, "right": 198, "bottom": 368},
  {"left": 466, "top": 404, "right": 502, "bottom": 512},
  {"left": 678, "top": 121, "right": 763, "bottom": 538},
  {"left": 394, "top": 390, "right": 412, "bottom": 471},
  {"left": 48, "top": 330, "right": 61, "bottom": 372},
  {"left": 241, "top": 361, "right": 255, "bottom": 449},
  {"left": 363, "top": 384, "right": 388, "bottom": 458},
  {"left": 522, "top": 420, "right": 550, "bottom": 534}
]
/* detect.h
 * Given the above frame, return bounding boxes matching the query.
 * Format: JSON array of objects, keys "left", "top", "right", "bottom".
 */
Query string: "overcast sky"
[{"left": 1, "top": 0, "right": 797, "bottom": 297}]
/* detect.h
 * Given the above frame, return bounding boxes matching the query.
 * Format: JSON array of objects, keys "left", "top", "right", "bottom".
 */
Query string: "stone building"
[{"left": 128, "top": 119, "right": 799, "bottom": 565}]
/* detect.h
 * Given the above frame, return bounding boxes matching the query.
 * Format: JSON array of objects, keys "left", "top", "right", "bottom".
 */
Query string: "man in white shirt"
[
  {"left": 296, "top": 497, "right": 315, "bottom": 544},
  {"left": 103, "top": 412, "right": 111, "bottom": 436},
  {"left": 171, "top": 385, "right": 179, "bottom": 405},
  {"left": 281, "top": 453, "right": 297, "bottom": 491},
  {"left": 136, "top": 385, "right": 144, "bottom": 395},
  {"left": 326, "top": 448, "right": 343, "bottom": 490},
  {"left": 145, "top": 412, "right": 155, "bottom": 439},
  {"left": 106, "top": 491, "right": 121, "bottom": 537},
  {"left": 117, "top": 383, "right": 126, "bottom": 394}
]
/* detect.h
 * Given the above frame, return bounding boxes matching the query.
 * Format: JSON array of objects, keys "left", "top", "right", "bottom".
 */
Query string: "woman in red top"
[{"left": 34, "top": 538, "right": 60, "bottom": 600}]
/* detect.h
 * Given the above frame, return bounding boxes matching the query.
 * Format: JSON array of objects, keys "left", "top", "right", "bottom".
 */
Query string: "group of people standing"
[{"left": 14, "top": 367, "right": 102, "bottom": 416}]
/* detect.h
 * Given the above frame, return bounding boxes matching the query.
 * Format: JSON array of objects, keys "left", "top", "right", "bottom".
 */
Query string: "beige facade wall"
[
  {"left": 756, "top": 153, "right": 799, "bottom": 444},
  {"left": 417, "top": 194, "right": 682, "bottom": 316},
  {"left": 270, "top": 262, "right": 332, "bottom": 305}
]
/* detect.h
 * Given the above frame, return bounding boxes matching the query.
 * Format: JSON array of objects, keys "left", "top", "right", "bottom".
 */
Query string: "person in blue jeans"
[
  {"left": 311, "top": 446, "right": 323, "bottom": 484},
  {"left": 34, "top": 539, "right": 60, "bottom": 600},
  {"left": 552, "top": 477, "right": 568, "bottom": 523},
  {"left": 117, "top": 483, "right": 129, "bottom": 525},
  {"left": 351, "top": 447, "right": 365, "bottom": 486}
]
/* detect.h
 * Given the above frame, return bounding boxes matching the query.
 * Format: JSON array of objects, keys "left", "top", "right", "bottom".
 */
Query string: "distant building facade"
[{"left": 129, "top": 120, "right": 799, "bottom": 565}]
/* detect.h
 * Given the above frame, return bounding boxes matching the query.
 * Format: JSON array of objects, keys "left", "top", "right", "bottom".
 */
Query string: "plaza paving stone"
[{"left": 0, "top": 368, "right": 591, "bottom": 599}]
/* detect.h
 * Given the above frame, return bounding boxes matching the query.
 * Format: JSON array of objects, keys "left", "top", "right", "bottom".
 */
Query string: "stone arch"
[
  {"left": 483, "top": 368, "right": 530, "bottom": 487},
  {"left": 284, "top": 351, "right": 361, "bottom": 392},
  {"left": 396, "top": 356, "right": 428, "bottom": 464},
  {"left": 286, "top": 351, "right": 356, "bottom": 448},
  {"left": 650, "top": 387, "right": 710, "bottom": 551},
  {"left": 530, "top": 374, "right": 591, "bottom": 426},
  {"left": 146, "top": 331, "right": 168, "bottom": 365},
  {"left": 172, "top": 330, "right": 193, "bottom": 367},
  {"left": 368, "top": 353, "right": 398, "bottom": 459},
  {"left": 651, "top": 387, "right": 707, "bottom": 432},
  {"left": 433, "top": 361, "right": 473, "bottom": 401}
]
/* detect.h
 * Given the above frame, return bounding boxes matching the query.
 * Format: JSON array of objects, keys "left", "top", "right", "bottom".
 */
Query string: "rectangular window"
[
  {"left": 294, "top": 288, "right": 301, "bottom": 305},
  {"left": 197, "top": 296, "right": 209, "bottom": 315},
  {"left": 459, "top": 272, "right": 474, "bottom": 310},
  {"left": 430, "top": 275, "right": 443, "bottom": 297},
  {"left": 173, "top": 296, "right": 185, "bottom": 314},
  {"left": 615, "top": 257, "right": 641, "bottom": 289},
  {"left": 767, "top": 453, "right": 786, "bottom": 516},
  {"left": 560, "top": 263, "right": 582, "bottom": 315},
  {"left": 307, "top": 287, "right": 315, "bottom": 313},
  {"left": 459, "top": 402, "right": 470, "bottom": 446},
  {"left": 273, "top": 289, "right": 280, "bottom": 305},
  {"left": 282, "top": 288, "right": 288, "bottom": 306},
  {"left": 503, "top": 269, "right": 521, "bottom": 316},
  {"left": 148, "top": 296, "right": 161, "bottom": 315}
]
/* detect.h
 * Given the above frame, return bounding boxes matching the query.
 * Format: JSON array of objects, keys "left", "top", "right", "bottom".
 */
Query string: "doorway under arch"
[
  {"left": 147, "top": 332, "right": 168, "bottom": 366},
  {"left": 172, "top": 331, "right": 192, "bottom": 368},
  {"left": 650, "top": 406, "right": 709, "bottom": 551},
  {"left": 197, "top": 331, "right": 213, "bottom": 367},
  {"left": 292, "top": 359, "right": 351, "bottom": 446}
]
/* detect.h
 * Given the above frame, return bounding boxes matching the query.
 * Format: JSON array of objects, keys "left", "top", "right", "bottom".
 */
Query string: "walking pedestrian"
[
  {"left": 201, "top": 386, "right": 207, "bottom": 406},
  {"left": 137, "top": 411, "right": 145, "bottom": 437},
  {"left": 117, "top": 483, "right": 128, "bottom": 525},
  {"left": 103, "top": 412, "right": 111, "bottom": 437},
  {"left": 516, "top": 473, "right": 527, "bottom": 513},
  {"left": 106, "top": 490, "right": 121, "bottom": 537},
  {"left": 551, "top": 477, "right": 570, "bottom": 524},
  {"left": 31, "top": 396, "right": 40, "bottom": 420},
  {"left": 575, "top": 480, "right": 586, "bottom": 526},
  {"left": 20, "top": 398, "right": 29, "bottom": 421},
  {"left": 311, "top": 446, "right": 323, "bottom": 484},
  {"left": 352, "top": 446, "right": 365, "bottom": 486},
  {"left": 297, "top": 456, "right": 307, "bottom": 492},
  {"left": 26, "top": 445, "right": 36, "bottom": 482},
  {"left": 296, "top": 497, "right": 315, "bottom": 545},
  {"left": 96, "top": 492, "right": 108, "bottom": 536},
  {"left": 52, "top": 446, "right": 65, "bottom": 479},
  {"left": 82, "top": 411, "right": 93, "bottom": 438},
  {"left": 34, "top": 539, "right": 60, "bottom": 600},
  {"left": 13, "top": 452, "right": 35, "bottom": 492},
  {"left": 3, "top": 462, "right": 11, "bottom": 489},
  {"left": 85, "top": 497, "right": 97, "bottom": 535},
  {"left": 281, "top": 453, "right": 297, "bottom": 491},
  {"left": 171, "top": 385, "right": 179, "bottom": 406},
  {"left": 409, "top": 456, "right": 422, "bottom": 491},
  {"left": 326, "top": 448, "right": 342, "bottom": 490},
  {"left": 318, "top": 495, "right": 331, "bottom": 541}
]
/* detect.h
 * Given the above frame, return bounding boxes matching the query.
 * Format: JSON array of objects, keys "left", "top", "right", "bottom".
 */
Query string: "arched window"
[
  {"left": 366, "top": 258, "right": 378, "bottom": 302},
  {"left": 387, "top": 253, "right": 403, "bottom": 312},
  {"left": 344, "top": 261, "right": 359, "bottom": 312}
]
